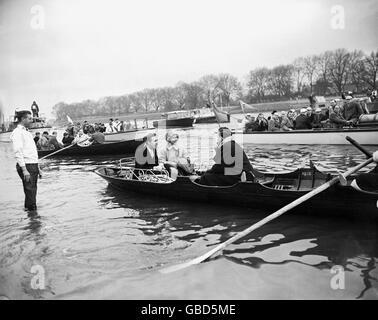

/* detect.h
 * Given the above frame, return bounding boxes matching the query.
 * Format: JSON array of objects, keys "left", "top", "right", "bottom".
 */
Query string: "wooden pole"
[{"left": 160, "top": 157, "right": 373, "bottom": 274}]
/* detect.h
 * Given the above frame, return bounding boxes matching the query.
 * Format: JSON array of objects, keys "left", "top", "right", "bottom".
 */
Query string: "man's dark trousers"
[{"left": 16, "top": 163, "right": 39, "bottom": 210}]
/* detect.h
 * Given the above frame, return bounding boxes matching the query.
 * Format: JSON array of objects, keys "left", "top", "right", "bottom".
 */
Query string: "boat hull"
[
  {"left": 236, "top": 127, "right": 378, "bottom": 145},
  {"left": 38, "top": 140, "right": 143, "bottom": 157},
  {"left": 104, "top": 128, "right": 155, "bottom": 142},
  {"left": 153, "top": 118, "right": 194, "bottom": 128},
  {"left": 95, "top": 167, "right": 378, "bottom": 218},
  {"left": 195, "top": 114, "right": 230, "bottom": 124}
]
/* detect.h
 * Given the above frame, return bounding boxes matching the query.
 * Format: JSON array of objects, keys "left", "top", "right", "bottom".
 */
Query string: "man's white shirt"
[{"left": 10, "top": 124, "right": 38, "bottom": 167}]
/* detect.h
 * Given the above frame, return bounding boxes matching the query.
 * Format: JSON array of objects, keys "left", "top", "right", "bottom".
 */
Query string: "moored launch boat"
[
  {"left": 95, "top": 164, "right": 378, "bottom": 218},
  {"left": 38, "top": 139, "right": 143, "bottom": 157},
  {"left": 235, "top": 127, "right": 378, "bottom": 145},
  {"left": 153, "top": 110, "right": 194, "bottom": 128}
]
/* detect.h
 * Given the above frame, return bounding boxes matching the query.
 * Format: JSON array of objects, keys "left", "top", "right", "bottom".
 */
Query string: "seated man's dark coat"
[
  {"left": 198, "top": 139, "right": 254, "bottom": 186},
  {"left": 294, "top": 114, "right": 312, "bottom": 130}
]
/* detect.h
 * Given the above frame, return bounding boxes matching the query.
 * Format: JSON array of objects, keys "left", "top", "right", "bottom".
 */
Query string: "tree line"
[{"left": 52, "top": 48, "right": 377, "bottom": 120}]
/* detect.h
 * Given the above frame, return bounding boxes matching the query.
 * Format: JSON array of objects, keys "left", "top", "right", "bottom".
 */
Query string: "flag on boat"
[
  {"left": 239, "top": 100, "right": 257, "bottom": 113},
  {"left": 211, "top": 102, "right": 229, "bottom": 123},
  {"left": 66, "top": 115, "right": 74, "bottom": 124}
]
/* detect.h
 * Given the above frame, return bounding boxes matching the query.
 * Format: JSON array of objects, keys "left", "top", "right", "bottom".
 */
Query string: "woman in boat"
[
  {"left": 158, "top": 130, "right": 193, "bottom": 179},
  {"left": 193, "top": 127, "right": 254, "bottom": 186},
  {"left": 134, "top": 132, "right": 159, "bottom": 170},
  {"left": 351, "top": 151, "right": 378, "bottom": 192}
]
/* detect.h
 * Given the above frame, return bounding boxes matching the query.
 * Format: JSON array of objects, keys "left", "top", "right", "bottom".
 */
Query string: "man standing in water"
[{"left": 10, "top": 110, "right": 40, "bottom": 211}]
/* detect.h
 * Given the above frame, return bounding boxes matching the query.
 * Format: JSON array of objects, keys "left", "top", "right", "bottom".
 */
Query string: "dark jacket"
[
  {"left": 252, "top": 119, "right": 268, "bottom": 131},
  {"left": 134, "top": 143, "right": 159, "bottom": 169},
  {"left": 343, "top": 101, "right": 364, "bottom": 121},
  {"left": 294, "top": 114, "right": 312, "bottom": 130},
  {"left": 329, "top": 112, "right": 349, "bottom": 128},
  {"left": 208, "top": 140, "right": 252, "bottom": 175},
  {"left": 198, "top": 139, "right": 254, "bottom": 186}
]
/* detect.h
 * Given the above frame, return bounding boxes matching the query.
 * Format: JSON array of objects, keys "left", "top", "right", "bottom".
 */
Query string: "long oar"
[
  {"left": 160, "top": 157, "right": 373, "bottom": 274},
  {"left": 39, "top": 143, "right": 77, "bottom": 160},
  {"left": 346, "top": 136, "right": 372, "bottom": 158}
]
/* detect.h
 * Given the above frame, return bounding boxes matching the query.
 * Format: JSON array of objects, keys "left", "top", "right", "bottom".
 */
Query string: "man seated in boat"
[
  {"left": 268, "top": 111, "right": 281, "bottom": 131},
  {"left": 192, "top": 127, "right": 254, "bottom": 186},
  {"left": 37, "top": 131, "right": 51, "bottom": 150},
  {"left": 158, "top": 130, "right": 193, "bottom": 179},
  {"left": 329, "top": 105, "right": 352, "bottom": 128},
  {"left": 88, "top": 126, "right": 105, "bottom": 144},
  {"left": 62, "top": 131, "right": 74, "bottom": 146},
  {"left": 249, "top": 113, "right": 268, "bottom": 132},
  {"left": 311, "top": 107, "right": 328, "bottom": 128},
  {"left": 134, "top": 133, "right": 159, "bottom": 170},
  {"left": 47, "top": 131, "right": 63, "bottom": 150},
  {"left": 351, "top": 151, "right": 378, "bottom": 192},
  {"left": 294, "top": 108, "right": 312, "bottom": 130},
  {"left": 343, "top": 95, "right": 364, "bottom": 124},
  {"left": 280, "top": 109, "right": 295, "bottom": 131}
]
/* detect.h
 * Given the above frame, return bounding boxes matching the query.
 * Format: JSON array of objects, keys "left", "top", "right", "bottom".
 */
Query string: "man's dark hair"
[
  {"left": 15, "top": 110, "right": 31, "bottom": 122},
  {"left": 43, "top": 131, "right": 49, "bottom": 135},
  {"left": 35, "top": 132, "right": 40, "bottom": 135},
  {"left": 271, "top": 110, "right": 277, "bottom": 115}
]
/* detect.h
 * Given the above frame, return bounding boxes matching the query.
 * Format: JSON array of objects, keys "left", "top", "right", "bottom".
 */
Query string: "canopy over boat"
[{"left": 95, "top": 164, "right": 378, "bottom": 218}]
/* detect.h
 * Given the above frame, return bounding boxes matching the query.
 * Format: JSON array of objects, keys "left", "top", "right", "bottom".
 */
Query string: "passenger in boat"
[
  {"left": 105, "top": 119, "right": 118, "bottom": 133},
  {"left": 251, "top": 113, "right": 268, "bottom": 131},
  {"left": 158, "top": 130, "right": 193, "bottom": 179},
  {"left": 244, "top": 115, "right": 257, "bottom": 132},
  {"left": 294, "top": 108, "right": 312, "bottom": 130},
  {"left": 343, "top": 95, "right": 364, "bottom": 124},
  {"left": 306, "top": 107, "right": 315, "bottom": 123},
  {"left": 62, "top": 131, "right": 74, "bottom": 146},
  {"left": 38, "top": 131, "right": 51, "bottom": 151},
  {"left": 194, "top": 127, "right": 254, "bottom": 186},
  {"left": 280, "top": 109, "right": 295, "bottom": 131},
  {"left": 88, "top": 126, "right": 105, "bottom": 144},
  {"left": 134, "top": 133, "right": 159, "bottom": 170},
  {"left": 48, "top": 131, "right": 63, "bottom": 150},
  {"left": 329, "top": 105, "right": 352, "bottom": 128},
  {"left": 268, "top": 111, "right": 281, "bottom": 131},
  {"left": 311, "top": 108, "right": 327, "bottom": 128},
  {"left": 351, "top": 151, "right": 378, "bottom": 192},
  {"left": 33, "top": 132, "right": 40, "bottom": 146}
]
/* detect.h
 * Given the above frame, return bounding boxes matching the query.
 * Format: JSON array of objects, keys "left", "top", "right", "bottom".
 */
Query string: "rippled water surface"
[{"left": 0, "top": 125, "right": 377, "bottom": 299}]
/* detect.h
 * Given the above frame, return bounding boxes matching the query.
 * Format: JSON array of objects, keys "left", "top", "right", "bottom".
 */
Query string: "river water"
[{"left": 0, "top": 123, "right": 378, "bottom": 300}]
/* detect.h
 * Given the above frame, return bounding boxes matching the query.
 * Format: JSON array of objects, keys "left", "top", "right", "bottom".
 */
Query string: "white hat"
[
  {"left": 345, "top": 95, "right": 353, "bottom": 100},
  {"left": 300, "top": 108, "right": 307, "bottom": 114},
  {"left": 315, "top": 108, "right": 321, "bottom": 112},
  {"left": 306, "top": 107, "right": 312, "bottom": 111}
]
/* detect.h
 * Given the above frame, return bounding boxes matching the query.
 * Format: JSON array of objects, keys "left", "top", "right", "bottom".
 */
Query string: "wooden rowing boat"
[
  {"left": 38, "top": 139, "right": 143, "bottom": 157},
  {"left": 95, "top": 165, "right": 378, "bottom": 218}
]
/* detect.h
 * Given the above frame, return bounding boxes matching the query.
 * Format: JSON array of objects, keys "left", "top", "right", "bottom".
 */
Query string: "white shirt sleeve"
[{"left": 10, "top": 129, "right": 26, "bottom": 167}]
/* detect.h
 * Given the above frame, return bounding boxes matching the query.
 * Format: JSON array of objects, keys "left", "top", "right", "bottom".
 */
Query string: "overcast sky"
[{"left": 0, "top": 0, "right": 377, "bottom": 118}]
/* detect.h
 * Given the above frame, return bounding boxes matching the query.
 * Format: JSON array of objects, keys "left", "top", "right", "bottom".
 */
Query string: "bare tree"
[
  {"left": 303, "top": 55, "right": 320, "bottom": 94},
  {"left": 362, "top": 50, "right": 378, "bottom": 89},
  {"left": 292, "top": 58, "right": 306, "bottom": 95},
  {"left": 328, "top": 48, "right": 351, "bottom": 94},
  {"left": 247, "top": 67, "right": 270, "bottom": 102},
  {"left": 216, "top": 73, "right": 243, "bottom": 106}
]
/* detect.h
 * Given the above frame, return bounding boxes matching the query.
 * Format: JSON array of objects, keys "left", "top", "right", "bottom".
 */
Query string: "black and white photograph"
[{"left": 0, "top": 0, "right": 378, "bottom": 304}]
